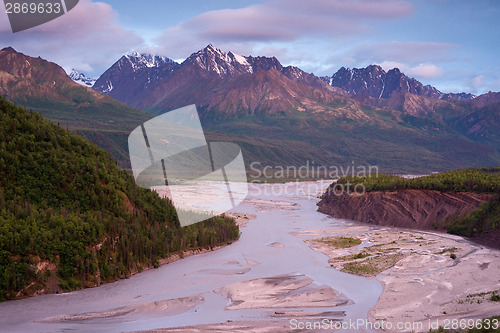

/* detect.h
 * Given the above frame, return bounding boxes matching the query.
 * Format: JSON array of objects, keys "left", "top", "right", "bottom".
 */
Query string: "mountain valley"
[{"left": 1, "top": 45, "right": 499, "bottom": 173}]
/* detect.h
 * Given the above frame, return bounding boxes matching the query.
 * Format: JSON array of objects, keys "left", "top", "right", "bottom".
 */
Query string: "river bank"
[{"left": 0, "top": 182, "right": 383, "bottom": 333}]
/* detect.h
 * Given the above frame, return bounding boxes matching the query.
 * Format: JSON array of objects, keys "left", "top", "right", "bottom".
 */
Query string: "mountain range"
[
  {"left": 1, "top": 44, "right": 499, "bottom": 173},
  {"left": 89, "top": 44, "right": 500, "bottom": 173},
  {"left": 91, "top": 45, "right": 500, "bottom": 110}
]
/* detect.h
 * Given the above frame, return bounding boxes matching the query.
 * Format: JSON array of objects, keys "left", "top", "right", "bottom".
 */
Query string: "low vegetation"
[
  {"left": 0, "top": 97, "right": 239, "bottom": 300},
  {"left": 342, "top": 254, "right": 404, "bottom": 277},
  {"left": 456, "top": 290, "right": 500, "bottom": 306},
  {"left": 317, "top": 236, "right": 362, "bottom": 248},
  {"left": 336, "top": 167, "right": 500, "bottom": 193}
]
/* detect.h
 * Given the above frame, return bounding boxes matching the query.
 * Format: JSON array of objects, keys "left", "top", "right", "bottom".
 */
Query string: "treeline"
[
  {"left": 334, "top": 168, "right": 500, "bottom": 238},
  {"left": 336, "top": 167, "right": 500, "bottom": 193},
  {"left": 0, "top": 96, "right": 239, "bottom": 300}
]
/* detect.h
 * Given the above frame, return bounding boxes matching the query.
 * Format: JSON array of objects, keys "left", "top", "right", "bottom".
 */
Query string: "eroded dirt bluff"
[{"left": 317, "top": 189, "right": 494, "bottom": 230}]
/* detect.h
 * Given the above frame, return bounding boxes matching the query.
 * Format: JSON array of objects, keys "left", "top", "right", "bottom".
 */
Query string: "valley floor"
[
  {"left": 4, "top": 182, "right": 498, "bottom": 333},
  {"left": 143, "top": 224, "right": 500, "bottom": 333}
]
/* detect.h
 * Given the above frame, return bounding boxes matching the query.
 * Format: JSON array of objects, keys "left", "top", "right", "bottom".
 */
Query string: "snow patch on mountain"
[
  {"left": 69, "top": 69, "right": 96, "bottom": 87},
  {"left": 125, "top": 53, "right": 177, "bottom": 72},
  {"left": 230, "top": 51, "right": 250, "bottom": 66}
]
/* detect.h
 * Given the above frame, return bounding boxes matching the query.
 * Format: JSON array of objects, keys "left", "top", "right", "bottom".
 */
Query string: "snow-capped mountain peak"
[
  {"left": 92, "top": 52, "right": 179, "bottom": 105},
  {"left": 69, "top": 69, "right": 96, "bottom": 87},
  {"left": 186, "top": 44, "right": 255, "bottom": 76},
  {"left": 124, "top": 53, "right": 176, "bottom": 71}
]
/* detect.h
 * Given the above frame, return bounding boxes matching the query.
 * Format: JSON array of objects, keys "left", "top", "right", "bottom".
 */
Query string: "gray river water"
[{"left": 0, "top": 182, "right": 382, "bottom": 332}]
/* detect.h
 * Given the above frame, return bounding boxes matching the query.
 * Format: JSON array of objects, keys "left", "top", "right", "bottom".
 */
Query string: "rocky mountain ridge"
[
  {"left": 321, "top": 65, "right": 473, "bottom": 101},
  {"left": 93, "top": 45, "right": 495, "bottom": 110}
]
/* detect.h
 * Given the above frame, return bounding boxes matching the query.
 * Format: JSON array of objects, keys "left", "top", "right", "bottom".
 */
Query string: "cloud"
[
  {"left": 379, "top": 61, "right": 444, "bottom": 79},
  {"left": 464, "top": 74, "right": 499, "bottom": 94},
  {"left": 152, "top": 0, "right": 413, "bottom": 59},
  {"left": 314, "top": 40, "right": 453, "bottom": 80},
  {"left": 352, "top": 41, "right": 457, "bottom": 64},
  {"left": 471, "top": 75, "right": 485, "bottom": 89},
  {"left": 0, "top": 0, "right": 143, "bottom": 75}
]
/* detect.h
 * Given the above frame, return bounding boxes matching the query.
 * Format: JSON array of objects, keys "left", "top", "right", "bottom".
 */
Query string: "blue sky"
[{"left": 0, "top": 0, "right": 499, "bottom": 94}]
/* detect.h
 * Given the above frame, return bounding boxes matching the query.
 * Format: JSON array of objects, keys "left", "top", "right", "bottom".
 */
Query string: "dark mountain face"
[
  {"left": 323, "top": 65, "right": 386, "bottom": 97},
  {"left": 322, "top": 65, "right": 476, "bottom": 102},
  {"left": 93, "top": 52, "right": 180, "bottom": 106},
  {"left": 441, "top": 92, "right": 475, "bottom": 101},
  {"left": 322, "top": 65, "right": 443, "bottom": 99}
]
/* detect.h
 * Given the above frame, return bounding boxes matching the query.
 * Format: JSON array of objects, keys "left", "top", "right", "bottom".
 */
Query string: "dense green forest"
[
  {"left": 336, "top": 167, "right": 500, "bottom": 193},
  {"left": 334, "top": 168, "right": 500, "bottom": 237},
  {"left": 0, "top": 96, "right": 239, "bottom": 301}
]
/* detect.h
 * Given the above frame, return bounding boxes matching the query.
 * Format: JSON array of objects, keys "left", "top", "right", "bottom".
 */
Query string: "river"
[{"left": 0, "top": 181, "right": 382, "bottom": 332}]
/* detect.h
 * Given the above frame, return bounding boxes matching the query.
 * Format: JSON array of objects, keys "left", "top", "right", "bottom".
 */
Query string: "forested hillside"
[
  {"left": 336, "top": 167, "right": 500, "bottom": 193},
  {"left": 0, "top": 97, "right": 239, "bottom": 300}
]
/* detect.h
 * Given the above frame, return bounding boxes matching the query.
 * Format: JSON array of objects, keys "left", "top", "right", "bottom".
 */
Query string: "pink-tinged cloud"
[
  {"left": 472, "top": 75, "right": 485, "bottom": 89},
  {"left": 153, "top": 0, "right": 413, "bottom": 59},
  {"left": 271, "top": 0, "right": 413, "bottom": 19},
  {"left": 379, "top": 61, "right": 444, "bottom": 79},
  {"left": 0, "top": 0, "right": 143, "bottom": 73},
  {"left": 355, "top": 41, "right": 457, "bottom": 64}
]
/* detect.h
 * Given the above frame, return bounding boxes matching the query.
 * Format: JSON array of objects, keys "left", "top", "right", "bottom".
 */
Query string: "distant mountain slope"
[
  {"left": 0, "top": 47, "right": 151, "bottom": 168},
  {"left": 469, "top": 91, "right": 500, "bottom": 107},
  {"left": 0, "top": 96, "right": 239, "bottom": 300},
  {"left": 453, "top": 101, "right": 500, "bottom": 147}
]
